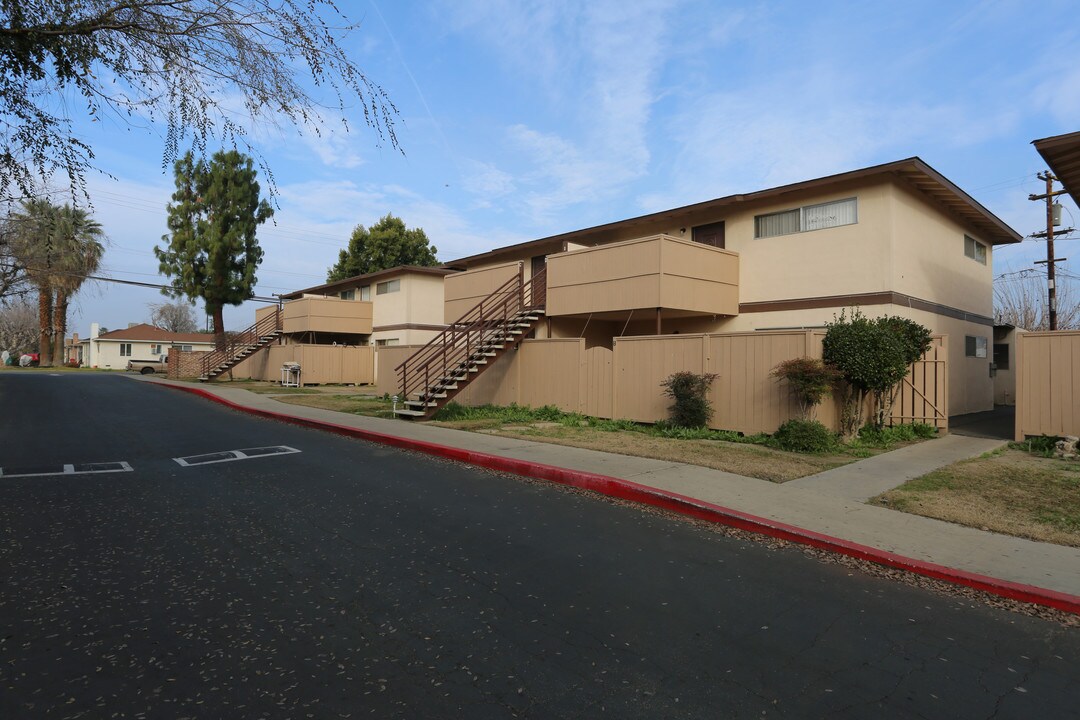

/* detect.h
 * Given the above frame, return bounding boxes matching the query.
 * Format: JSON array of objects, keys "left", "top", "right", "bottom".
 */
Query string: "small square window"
[
  {"left": 119, "top": 343, "right": 132, "bottom": 357},
  {"left": 964, "top": 235, "right": 987, "bottom": 264},
  {"left": 340, "top": 289, "right": 356, "bottom": 301},
  {"left": 965, "top": 336, "right": 987, "bottom": 358}
]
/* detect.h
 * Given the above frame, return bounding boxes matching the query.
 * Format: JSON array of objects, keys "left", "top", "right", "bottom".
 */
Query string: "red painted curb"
[{"left": 161, "top": 382, "right": 1080, "bottom": 616}]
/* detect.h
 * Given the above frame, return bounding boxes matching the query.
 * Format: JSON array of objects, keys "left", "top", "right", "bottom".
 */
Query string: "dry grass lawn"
[
  {"left": 872, "top": 448, "right": 1080, "bottom": 547},
  {"left": 431, "top": 422, "right": 850, "bottom": 482},
  {"left": 274, "top": 393, "right": 396, "bottom": 418}
]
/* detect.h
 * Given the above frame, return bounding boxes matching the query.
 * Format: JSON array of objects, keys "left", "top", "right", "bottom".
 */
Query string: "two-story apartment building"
[
  {"left": 438, "top": 158, "right": 1020, "bottom": 416},
  {"left": 277, "top": 265, "right": 451, "bottom": 347}
]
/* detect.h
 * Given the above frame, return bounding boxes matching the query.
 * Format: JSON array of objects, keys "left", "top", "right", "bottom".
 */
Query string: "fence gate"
[{"left": 889, "top": 335, "right": 948, "bottom": 430}]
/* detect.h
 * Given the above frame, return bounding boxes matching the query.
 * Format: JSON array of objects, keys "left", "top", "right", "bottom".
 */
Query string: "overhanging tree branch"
[{"left": 0, "top": 0, "right": 399, "bottom": 201}]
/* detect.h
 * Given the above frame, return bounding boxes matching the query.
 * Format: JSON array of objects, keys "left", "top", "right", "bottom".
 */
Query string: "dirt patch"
[{"left": 872, "top": 448, "right": 1080, "bottom": 547}]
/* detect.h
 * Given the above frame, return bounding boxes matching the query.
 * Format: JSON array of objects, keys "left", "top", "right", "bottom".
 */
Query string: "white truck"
[{"left": 126, "top": 355, "right": 168, "bottom": 374}]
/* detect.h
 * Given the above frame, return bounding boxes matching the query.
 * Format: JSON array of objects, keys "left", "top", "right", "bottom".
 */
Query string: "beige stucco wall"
[
  {"left": 993, "top": 326, "right": 1024, "bottom": 406},
  {"left": 369, "top": 273, "right": 446, "bottom": 347},
  {"left": 888, "top": 182, "right": 993, "bottom": 317}
]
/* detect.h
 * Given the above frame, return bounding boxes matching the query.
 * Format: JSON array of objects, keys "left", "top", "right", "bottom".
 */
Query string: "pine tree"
[{"left": 155, "top": 150, "right": 272, "bottom": 347}]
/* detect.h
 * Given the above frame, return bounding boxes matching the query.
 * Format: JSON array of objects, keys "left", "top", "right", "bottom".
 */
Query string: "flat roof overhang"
[{"left": 1033, "top": 131, "right": 1080, "bottom": 207}]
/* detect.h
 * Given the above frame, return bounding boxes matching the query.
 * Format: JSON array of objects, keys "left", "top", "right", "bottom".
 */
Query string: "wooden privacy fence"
[
  {"left": 1015, "top": 331, "right": 1080, "bottom": 441},
  {"left": 451, "top": 331, "right": 948, "bottom": 434}
]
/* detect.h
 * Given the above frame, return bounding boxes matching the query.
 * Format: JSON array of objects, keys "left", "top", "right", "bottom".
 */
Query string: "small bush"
[
  {"left": 660, "top": 371, "right": 718, "bottom": 428},
  {"left": 770, "top": 419, "right": 838, "bottom": 453},
  {"left": 854, "top": 422, "right": 938, "bottom": 448},
  {"left": 911, "top": 422, "right": 938, "bottom": 439},
  {"left": 591, "top": 418, "right": 641, "bottom": 432},
  {"left": 1020, "top": 435, "right": 1062, "bottom": 457},
  {"left": 771, "top": 357, "right": 840, "bottom": 419}
]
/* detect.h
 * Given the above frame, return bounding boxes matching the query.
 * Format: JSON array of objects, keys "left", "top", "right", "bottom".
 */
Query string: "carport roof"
[{"left": 1033, "top": 131, "right": 1080, "bottom": 207}]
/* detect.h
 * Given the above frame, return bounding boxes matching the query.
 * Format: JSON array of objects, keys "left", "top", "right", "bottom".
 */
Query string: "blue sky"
[{"left": 60, "top": 0, "right": 1080, "bottom": 335}]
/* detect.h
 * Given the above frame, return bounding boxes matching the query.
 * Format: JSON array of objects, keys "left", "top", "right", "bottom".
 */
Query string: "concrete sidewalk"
[{"left": 142, "top": 377, "right": 1080, "bottom": 603}]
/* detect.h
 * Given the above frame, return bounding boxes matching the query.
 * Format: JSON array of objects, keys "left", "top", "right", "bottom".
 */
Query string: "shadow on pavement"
[{"left": 949, "top": 405, "right": 1014, "bottom": 440}]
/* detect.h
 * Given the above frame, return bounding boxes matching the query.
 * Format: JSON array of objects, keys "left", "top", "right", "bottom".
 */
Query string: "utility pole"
[{"left": 1029, "top": 171, "right": 1069, "bottom": 330}]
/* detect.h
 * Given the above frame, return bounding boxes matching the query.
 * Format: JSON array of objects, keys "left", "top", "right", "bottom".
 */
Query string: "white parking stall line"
[
  {"left": 173, "top": 446, "right": 302, "bottom": 467},
  {"left": 0, "top": 461, "right": 133, "bottom": 479}
]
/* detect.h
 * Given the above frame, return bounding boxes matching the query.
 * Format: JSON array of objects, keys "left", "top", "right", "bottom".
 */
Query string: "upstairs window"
[
  {"left": 754, "top": 197, "right": 857, "bottom": 238},
  {"left": 964, "top": 235, "right": 987, "bottom": 264},
  {"left": 340, "top": 289, "right": 356, "bottom": 301},
  {"left": 360, "top": 285, "right": 371, "bottom": 301},
  {"left": 376, "top": 279, "right": 400, "bottom": 295}
]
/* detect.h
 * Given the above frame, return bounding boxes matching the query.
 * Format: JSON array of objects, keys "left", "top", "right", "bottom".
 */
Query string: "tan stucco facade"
[{"left": 439, "top": 163, "right": 1015, "bottom": 417}]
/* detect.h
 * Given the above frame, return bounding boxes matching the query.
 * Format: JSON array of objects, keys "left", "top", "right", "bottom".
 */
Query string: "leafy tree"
[
  {"left": 149, "top": 301, "right": 198, "bottom": 333},
  {"left": 822, "top": 309, "right": 932, "bottom": 435},
  {"left": 49, "top": 204, "right": 104, "bottom": 362},
  {"left": 328, "top": 215, "right": 439, "bottom": 281},
  {"left": 0, "top": 1, "right": 398, "bottom": 200},
  {"left": 155, "top": 150, "right": 273, "bottom": 346}
]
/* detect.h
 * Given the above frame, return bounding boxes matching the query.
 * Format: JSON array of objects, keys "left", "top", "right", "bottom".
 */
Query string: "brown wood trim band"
[
  {"left": 372, "top": 323, "right": 449, "bottom": 332},
  {"left": 739, "top": 292, "right": 994, "bottom": 326}
]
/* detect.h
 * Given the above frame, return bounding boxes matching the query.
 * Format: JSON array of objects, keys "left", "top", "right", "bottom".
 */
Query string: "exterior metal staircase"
[
  {"left": 199, "top": 307, "right": 283, "bottom": 381},
  {"left": 394, "top": 265, "right": 546, "bottom": 419}
]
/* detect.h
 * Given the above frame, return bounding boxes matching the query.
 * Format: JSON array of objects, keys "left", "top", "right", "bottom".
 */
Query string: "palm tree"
[
  {"left": 50, "top": 205, "right": 104, "bottom": 363},
  {"left": 8, "top": 200, "right": 105, "bottom": 367},
  {"left": 9, "top": 199, "right": 59, "bottom": 366}
]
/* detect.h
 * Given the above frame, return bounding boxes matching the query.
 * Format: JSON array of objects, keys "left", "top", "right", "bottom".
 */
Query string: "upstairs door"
[
  {"left": 692, "top": 221, "right": 725, "bottom": 249},
  {"left": 530, "top": 255, "right": 547, "bottom": 307}
]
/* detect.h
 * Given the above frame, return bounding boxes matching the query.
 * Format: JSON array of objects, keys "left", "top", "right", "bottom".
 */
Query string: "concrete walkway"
[{"left": 141, "top": 377, "right": 1080, "bottom": 602}]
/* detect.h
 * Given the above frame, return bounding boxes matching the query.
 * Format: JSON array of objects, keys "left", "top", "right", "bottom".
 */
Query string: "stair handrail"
[
  {"left": 396, "top": 263, "right": 548, "bottom": 406},
  {"left": 200, "top": 306, "right": 282, "bottom": 378}
]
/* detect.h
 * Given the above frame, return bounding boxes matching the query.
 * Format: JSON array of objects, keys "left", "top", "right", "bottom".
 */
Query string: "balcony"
[
  {"left": 545, "top": 234, "right": 739, "bottom": 319},
  {"left": 268, "top": 297, "right": 373, "bottom": 335},
  {"left": 443, "top": 262, "right": 522, "bottom": 323}
]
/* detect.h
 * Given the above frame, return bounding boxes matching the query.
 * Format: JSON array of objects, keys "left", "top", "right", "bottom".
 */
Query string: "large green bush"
[
  {"left": 660, "top": 371, "right": 718, "bottom": 428},
  {"left": 823, "top": 309, "right": 931, "bottom": 436},
  {"left": 770, "top": 419, "right": 838, "bottom": 453}
]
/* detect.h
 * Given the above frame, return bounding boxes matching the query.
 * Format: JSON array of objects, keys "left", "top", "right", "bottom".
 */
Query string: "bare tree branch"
[{"left": 0, "top": 0, "right": 399, "bottom": 201}]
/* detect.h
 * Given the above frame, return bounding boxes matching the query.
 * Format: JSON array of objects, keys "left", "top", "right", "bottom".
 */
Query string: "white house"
[{"left": 84, "top": 323, "right": 216, "bottom": 369}]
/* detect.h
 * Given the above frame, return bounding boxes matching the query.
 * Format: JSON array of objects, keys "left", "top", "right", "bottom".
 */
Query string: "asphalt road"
[{"left": 1, "top": 372, "right": 1078, "bottom": 719}]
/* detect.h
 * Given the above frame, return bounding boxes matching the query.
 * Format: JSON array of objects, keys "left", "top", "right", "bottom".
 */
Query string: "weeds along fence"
[{"left": 448, "top": 331, "right": 947, "bottom": 435}]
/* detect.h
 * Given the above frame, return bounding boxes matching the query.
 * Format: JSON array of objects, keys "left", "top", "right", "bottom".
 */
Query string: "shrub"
[
  {"left": 823, "top": 309, "right": 932, "bottom": 435},
  {"left": 770, "top": 419, "right": 838, "bottom": 453},
  {"left": 660, "top": 371, "right": 718, "bottom": 428},
  {"left": 1021, "top": 435, "right": 1062, "bottom": 457},
  {"left": 771, "top": 357, "right": 841, "bottom": 420}
]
